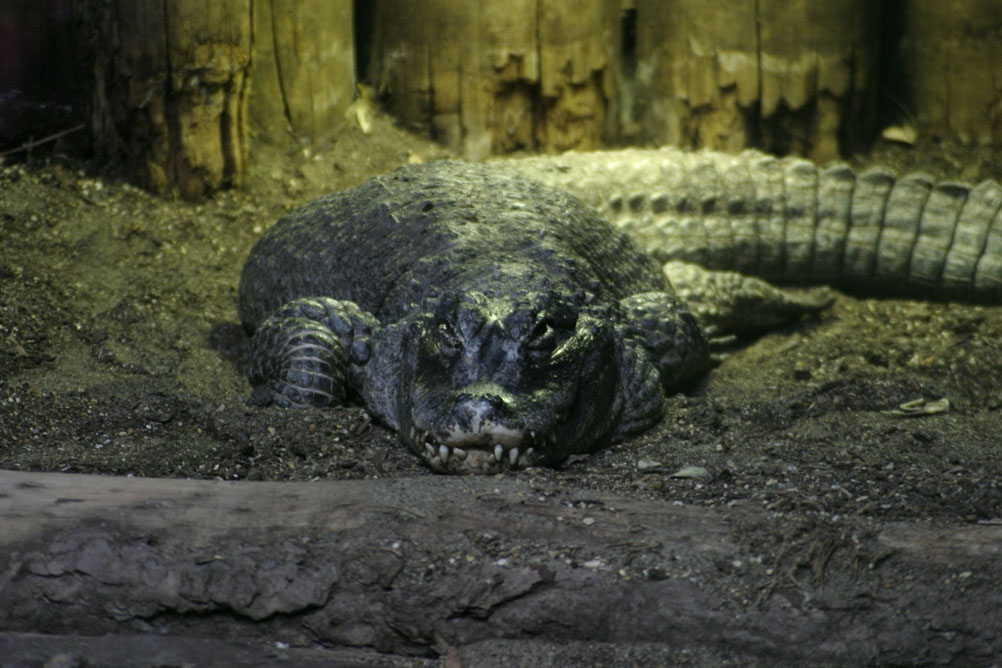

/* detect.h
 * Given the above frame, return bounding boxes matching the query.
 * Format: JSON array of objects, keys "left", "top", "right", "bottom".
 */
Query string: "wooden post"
[
  {"left": 80, "top": 0, "right": 252, "bottom": 199},
  {"left": 249, "top": 0, "right": 355, "bottom": 145},
  {"left": 633, "top": 0, "right": 880, "bottom": 161},
  {"left": 366, "top": 0, "right": 620, "bottom": 158},
  {"left": 899, "top": 0, "right": 1002, "bottom": 145}
]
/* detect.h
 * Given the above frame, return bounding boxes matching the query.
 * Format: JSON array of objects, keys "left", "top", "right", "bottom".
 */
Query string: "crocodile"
[{"left": 237, "top": 149, "right": 1002, "bottom": 473}]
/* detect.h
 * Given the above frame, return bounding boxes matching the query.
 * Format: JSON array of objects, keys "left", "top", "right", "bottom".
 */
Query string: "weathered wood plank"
[
  {"left": 1, "top": 470, "right": 1000, "bottom": 664},
  {"left": 80, "top": 0, "right": 251, "bottom": 199},
  {"left": 901, "top": 0, "right": 1002, "bottom": 147},
  {"left": 367, "top": 0, "right": 619, "bottom": 158},
  {"left": 632, "top": 0, "right": 880, "bottom": 160},
  {"left": 249, "top": 0, "right": 355, "bottom": 144}
]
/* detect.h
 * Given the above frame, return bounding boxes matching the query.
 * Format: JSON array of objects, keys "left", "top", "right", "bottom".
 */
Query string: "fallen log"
[
  {"left": 0, "top": 631, "right": 433, "bottom": 668},
  {"left": 1, "top": 471, "right": 1000, "bottom": 666}
]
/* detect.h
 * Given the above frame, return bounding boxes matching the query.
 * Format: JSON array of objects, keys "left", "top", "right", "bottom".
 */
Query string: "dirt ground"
[{"left": 2, "top": 110, "right": 1002, "bottom": 665}]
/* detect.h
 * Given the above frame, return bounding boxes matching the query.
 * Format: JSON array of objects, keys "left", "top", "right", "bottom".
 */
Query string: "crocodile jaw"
[{"left": 404, "top": 421, "right": 563, "bottom": 473}]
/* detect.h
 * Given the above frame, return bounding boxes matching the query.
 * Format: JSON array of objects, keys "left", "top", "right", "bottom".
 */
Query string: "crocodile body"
[
  {"left": 238, "top": 150, "right": 1002, "bottom": 473},
  {"left": 239, "top": 161, "right": 709, "bottom": 473}
]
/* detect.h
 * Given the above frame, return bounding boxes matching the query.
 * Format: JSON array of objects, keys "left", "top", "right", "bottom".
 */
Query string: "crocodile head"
[{"left": 363, "top": 289, "right": 625, "bottom": 473}]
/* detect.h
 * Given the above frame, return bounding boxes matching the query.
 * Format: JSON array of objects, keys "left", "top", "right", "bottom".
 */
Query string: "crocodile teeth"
[
  {"left": 509, "top": 447, "right": 519, "bottom": 466},
  {"left": 424, "top": 443, "right": 436, "bottom": 459},
  {"left": 439, "top": 444, "right": 450, "bottom": 464},
  {"left": 494, "top": 444, "right": 504, "bottom": 463},
  {"left": 409, "top": 427, "right": 417, "bottom": 442},
  {"left": 452, "top": 447, "right": 467, "bottom": 460}
]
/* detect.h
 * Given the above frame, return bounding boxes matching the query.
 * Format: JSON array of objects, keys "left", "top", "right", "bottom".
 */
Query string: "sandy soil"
[{"left": 2, "top": 111, "right": 1001, "bottom": 664}]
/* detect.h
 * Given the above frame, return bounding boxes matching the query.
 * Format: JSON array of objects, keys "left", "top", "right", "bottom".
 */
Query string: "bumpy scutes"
[
  {"left": 500, "top": 148, "right": 1002, "bottom": 300},
  {"left": 239, "top": 161, "right": 709, "bottom": 473}
]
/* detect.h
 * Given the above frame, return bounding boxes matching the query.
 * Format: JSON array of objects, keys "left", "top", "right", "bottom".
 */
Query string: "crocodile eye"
[
  {"left": 527, "top": 320, "right": 557, "bottom": 351},
  {"left": 438, "top": 321, "right": 461, "bottom": 352}
]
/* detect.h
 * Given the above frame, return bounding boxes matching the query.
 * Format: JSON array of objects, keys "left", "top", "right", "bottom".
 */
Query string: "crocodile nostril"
[
  {"left": 481, "top": 394, "right": 504, "bottom": 408},
  {"left": 455, "top": 393, "right": 509, "bottom": 424}
]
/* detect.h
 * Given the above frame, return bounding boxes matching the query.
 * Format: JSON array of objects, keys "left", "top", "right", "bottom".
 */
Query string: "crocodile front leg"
[
  {"left": 247, "top": 297, "right": 379, "bottom": 408},
  {"left": 614, "top": 291, "right": 710, "bottom": 439}
]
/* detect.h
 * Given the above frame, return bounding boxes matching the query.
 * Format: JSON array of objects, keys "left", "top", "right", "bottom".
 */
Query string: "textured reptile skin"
[
  {"left": 499, "top": 148, "right": 1002, "bottom": 300},
  {"left": 239, "top": 161, "right": 709, "bottom": 473},
  {"left": 239, "top": 149, "right": 1002, "bottom": 473}
]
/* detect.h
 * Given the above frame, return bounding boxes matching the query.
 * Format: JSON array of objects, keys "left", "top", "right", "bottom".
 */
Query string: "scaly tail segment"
[{"left": 502, "top": 148, "right": 1002, "bottom": 301}]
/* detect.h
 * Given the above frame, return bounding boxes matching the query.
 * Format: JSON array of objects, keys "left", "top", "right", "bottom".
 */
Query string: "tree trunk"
[
  {"left": 79, "top": 0, "right": 252, "bottom": 199},
  {"left": 632, "top": 0, "right": 880, "bottom": 161},
  {"left": 249, "top": 0, "right": 355, "bottom": 145},
  {"left": 365, "top": 0, "right": 620, "bottom": 158},
  {"left": 1, "top": 471, "right": 1000, "bottom": 665},
  {"left": 899, "top": 0, "right": 1002, "bottom": 147}
]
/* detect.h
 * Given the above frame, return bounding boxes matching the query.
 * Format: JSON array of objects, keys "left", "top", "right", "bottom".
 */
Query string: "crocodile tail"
[{"left": 503, "top": 148, "right": 1002, "bottom": 301}]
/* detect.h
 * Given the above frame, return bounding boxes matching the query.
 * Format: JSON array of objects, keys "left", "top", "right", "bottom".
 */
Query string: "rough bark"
[
  {"left": 366, "top": 0, "right": 619, "bottom": 158},
  {"left": 0, "top": 632, "right": 433, "bottom": 668},
  {"left": 899, "top": 0, "right": 1002, "bottom": 146},
  {"left": 78, "top": 0, "right": 251, "bottom": 199},
  {"left": 631, "top": 0, "right": 880, "bottom": 161},
  {"left": 249, "top": 0, "right": 355, "bottom": 145},
  {"left": 1, "top": 471, "right": 1000, "bottom": 665}
]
